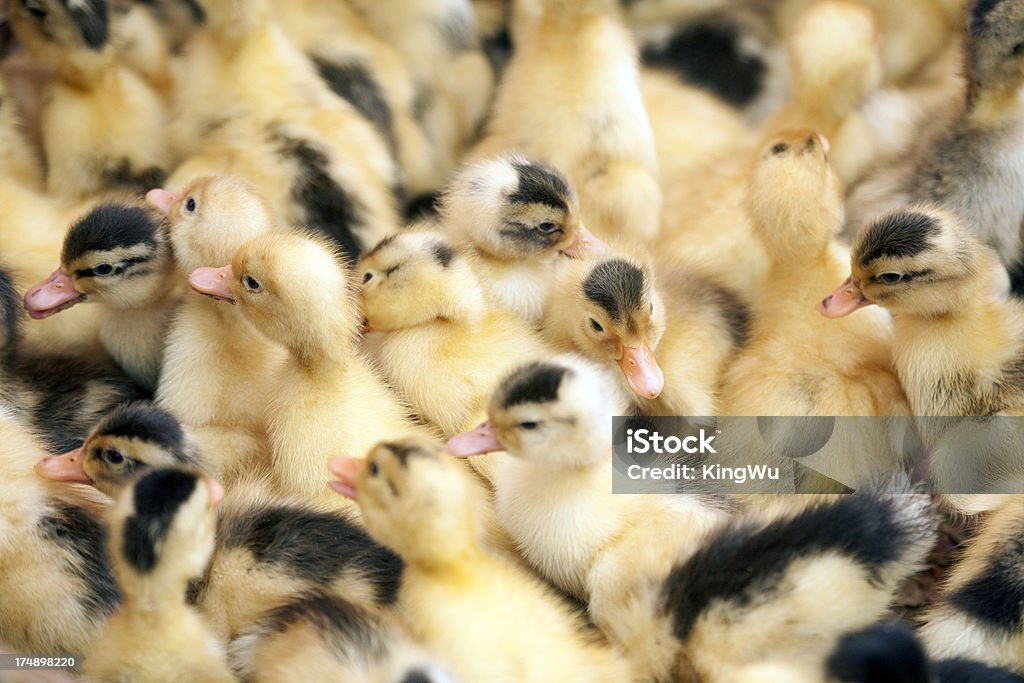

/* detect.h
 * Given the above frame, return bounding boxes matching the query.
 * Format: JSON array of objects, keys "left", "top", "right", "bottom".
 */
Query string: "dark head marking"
[
  {"left": 399, "top": 672, "right": 436, "bottom": 683},
  {"left": 364, "top": 234, "right": 397, "bottom": 260},
  {"left": 508, "top": 160, "right": 571, "bottom": 211},
  {"left": 582, "top": 259, "right": 647, "bottom": 323},
  {"left": 826, "top": 623, "right": 930, "bottom": 683},
  {"left": 970, "top": 0, "right": 1010, "bottom": 36},
  {"left": 61, "top": 203, "right": 162, "bottom": 265},
  {"left": 770, "top": 142, "right": 789, "bottom": 155},
  {"left": 856, "top": 211, "right": 937, "bottom": 267},
  {"left": 95, "top": 402, "right": 192, "bottom": 464},
  {"left": 122, "top": 469, "right": 199, "bottom": 573},
  {"left": 384, "top": 442, "right": 432, "bottom": 468},
  {"left": 500, "top": 362, "right": 570, "bottom": 409},
  {"left": 64, "top": 0, "right": 109, "bottom": 50},
  {"left": 430, "top": 241, "right": 456, "bottom": 268}
]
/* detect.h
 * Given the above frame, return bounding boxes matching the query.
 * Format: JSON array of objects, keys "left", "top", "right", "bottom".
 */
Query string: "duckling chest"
[{"left": 480, "top": 262, "right": 554, "bottom": 322}]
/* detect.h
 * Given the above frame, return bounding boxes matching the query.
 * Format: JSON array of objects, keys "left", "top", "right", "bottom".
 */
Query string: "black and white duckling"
[
  {"left": 7, "top": 0, "right": 169, "bottom": 199},
  {"left": 189, "top": 231, "right": 431, "bottom": 507},
  {"left": 440, "top": 155, "right": 605, "bottom": 322},
  {"left": 83, "top": 468, "right": 236, "bottom": 683},
  {"left": 0, "top": 264, "right": 145, "bottom": 453},
  {"left": 357, "top": 230, "right": 553, "bottom": 437},
  {"left": 0, "top": 411, "right": 119, "bottom": 656},
  {"left": 23, "top": 201, "right": 182, "bottom": 392},
  {"left": 446, "top": 356, "right": 732, "bottom": 680},
  {"left": 542, "top": 252, "right": 748, "bottom": 415},
  {"left": 329, "top": 437, "right": 633, "bottom": 683},
  {"left": 845, "top": 0, "right": 1024, "bottom": 291}
]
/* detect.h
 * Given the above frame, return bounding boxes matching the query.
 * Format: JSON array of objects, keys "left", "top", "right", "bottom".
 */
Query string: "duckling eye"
[
  {"left": 185, "top": 197, "right": 197, "bottom": 213},
  {"left": 590, "top": 318, "right": 604, "bottom": 333},
  {"left": 369, "top": 461, "right": 380, "bottom": 476},
  {"left": 519, "top": 421, "right": 539, "bottom": 430},
  {"left": 362, "top": 272, "right": 373, "bottom": 284},
  {"left": 875, "top": 272, "right": 905, "bottom": 285},
  {"left": 537, "top": 222, "right": 560, "bottom": 235},
  {"left": 93, "top": 264, "right": 114, "bottom": 276},
  {"left": 101, "top": 448, "right": 124, "bottom": 465},
  {"left": 243, "top": 275, "right": 262, "bottom": 291},
  {"left": 23, "top": 0, "right": 46, "bottom": 18}
]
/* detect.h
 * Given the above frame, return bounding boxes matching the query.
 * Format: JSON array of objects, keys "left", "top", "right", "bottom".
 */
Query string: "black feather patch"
[
  {"left": 641, "top": 19, "right": 765, "bottom": 108},
  {"left": 272, "top": 130, "right": 366, "bottom": 262},
  {"left": 483, "top": 27, "right": 513, "bottom": 76},
  {"left": 39, "top": 502, "right": 121, "bottom": 616},
  {"left": 95, "top": 402, "right": 191, "bottom": 463},
  {"left": 260, "top": 593, "right": 389, "bottom": 664},
  {"left": 500, "top": 362, "right": 569, "bottom": 409},
  {"left": 385, "top": 442, "right": 433, "bottom": 468},
  {"left": 856, "top": 211, "right": 938, "bottom": 266},
  {"left": 222, "top": 505, "right": 403, "bottom": 604},
  {"left": 62, "top": 0, "right": 109, "bottom": 50},
  {"left": 508, "top": 160, "right": 571, "bottom": 211},
  {"left": 662, "top": 495, "right": 913, "bottom": 643},
  {"left": 826, "top": 623, "right": 930, "bottom": 683},
  {"left": 312, "top": 56, "right": 397, "bottom": 162},
  {"left": 62, "top": 203, "right": 162, "bottom": 265},
  {"left": 400, "top": 672, "right": 436, "bottom": 683},
  {"left": 122, "top": 469, "right": 199, "bottom": 573},
  {"left": 431, "top": 241, "right": 456, "bottom": 268},
  {"left": 101, "top": 159, "right": 167, "bottom": 196},
  {"left": 0, "top": 265, "right": 21, "bottom": 354},
  {"left": 405, "top": 192, "right": 442, "bottom": 222},
  {"left": 949, "top": 537, "right": 1024, "bottom": 632},
  {"left": 970, "top": 0, "right": 1010, "bottom": 36},
  {"left": 582, "top": 259, "right": 647, "bottom": 323}
]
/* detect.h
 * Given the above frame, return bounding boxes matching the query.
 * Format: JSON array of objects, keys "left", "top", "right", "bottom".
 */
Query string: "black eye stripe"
[{"left": 75, "top": 256, "right": 150, "bottom": 279}]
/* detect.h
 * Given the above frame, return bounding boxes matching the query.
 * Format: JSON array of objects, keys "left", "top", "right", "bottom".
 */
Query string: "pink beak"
[
  {"left": 446, "top": 421, "right": 503, "bottom": 457},
  {"left": 327, "top": 457, "right": 362, "bottom": 499},
  {"left": 618, "top": 342, "right": 664, "bottom": 399},
  {"left": 188, "top": 265, "right": 236, "bottom": 304},
  {"left": 820, "top": 277, "right": 873, "bottom": 318},
  {"left": 561, "top": 224, "right": 609, "bottom": 258},
  {"left": 23, "top": 269, "right": 86, "bottom": 319},
  {"left": 35, "top": 447, "right": 93, "bottom": 484},
  {"left": 146, "top": 188, "right": 182, "bottom": 216}
]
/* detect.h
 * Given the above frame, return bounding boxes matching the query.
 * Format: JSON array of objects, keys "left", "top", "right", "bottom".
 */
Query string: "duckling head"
[
  {"left": 329, "top": 438, "right": 479, "bottom": 566},
  {"left": 440, "top": 155, "right": 603, "bottom": 262},
  {"left": 36, "top": 402, "right": 198, "bottom": 497},
  {"left": 23, "top": 203, "right": 173, "bottom": 319},
  {"left": 549, "top": 255, "right": 667, "bottom": 400},
  {"left": 446, "top": 355, "right": 625, "bottom": 468},
  {"left": 8, "top": 0, "right": 110, "bottom": 77},
  {"left": 746, "top": 130, "right": 842, "bottom": 261},
  {"left": 110, "top": 467, "right": 222, "bottom": 602},
  {"left": 146, "top": 175, "right": 274, "bottom": 276},
  {"left": 189, "top": 232, "right": 358, "bottom": 359},
  {"left": 358, "top": 231, "right": 483, "bottom": 332},
  {"left": 821, "top": 207, "right": 993, "bottom": 318},
  {"left": 965, "top": 0, "right": 1024, "bottom": 96}
]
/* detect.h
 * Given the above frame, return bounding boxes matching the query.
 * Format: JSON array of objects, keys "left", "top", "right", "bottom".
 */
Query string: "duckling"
[
  {"left": 0, "top": 411, "right": 120, "bottom": 656},
  {"left": 439, "top": 155, "right": 605, "bottom": 323},
  {"left": 108, "top": 0, "right": 203, "bottom": 99},
  {"left": 542, "top": 251, "right": 748, "bottom": 416},
  {"left": 22, "top": 201, "right": 182, "bottom": 392},
  {"left": 328, "top": 437, "right": 633, "bottom": 683},
  {"left": 0, "top": 264, "right": 145, "bottom": 453},
  {"left": 473, "top": 0, "right": 661, "bottom": 242},
  {"left": 7, "top": 0, "right": 169, "bottom": 200},
  {"left": 845, "top": 0, "right": 1024, "bottom": 288},
  {"left": 189, "top": 231, "right": 430, "bottom": 506},
  {"left": 720, "top": 130, "right": 907, "bottom": 418},
  {"left": 446, "top": 356, "right": 732, "bottom": 680},
  {"left": 821, "top": 207, "right": 1024, "bottom": 504},
  {"left": 358, "top": 230, "right": 552, "bottom": 437},
  {"left": 148, "top": 176, "right": 287, "bottom": 484},
  {"left": 83, "top": 467, "right": 235, "bottom": 683}
]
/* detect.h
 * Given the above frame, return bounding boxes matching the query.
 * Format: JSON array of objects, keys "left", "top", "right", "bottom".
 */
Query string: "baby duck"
[
  {"left": 329, "top": 437, "right": 632, "bottom": 683},
  {"left": 543, "top": 252, "right": 748, "bottom": 415},
  {"left": 473, "top": 0, "right": 661, "bottom": 243},
  {"left": 446, "top": 356, "right": 731, "bottom": 679},
  {"left": 845, "top": 0, "right": 1024, "bottom": 287},
  {"left": 23, "top": 201, "right": 182, "bottom": 392},
  {"left": 7, "top": 0, "right": 169, "bottom": 199},
  {"left": 190, "top": 231, "right": 430, "bottom": 507},
  {"left": 83, "top": 468, "right": 235, "bottom": 683},
  {"left": 358, "top": 230, "right": 553, "bottom": 437},
  {"left": 439, "top": 155, "right": 604, "bottom": 322}
]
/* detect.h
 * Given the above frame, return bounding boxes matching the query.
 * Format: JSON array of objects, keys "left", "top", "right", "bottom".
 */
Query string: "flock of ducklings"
[{"left": 6, "top": 0, "right": 1024, "bottom": 681}]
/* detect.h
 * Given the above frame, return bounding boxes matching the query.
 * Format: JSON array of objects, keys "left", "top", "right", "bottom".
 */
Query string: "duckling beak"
[
  {"left": 188, "top": 265, "right": 236, "bottom": 304},
  {"left": 561, "top": 225, "right": 609, "bottom": 258},
  {"left": 618, "top": 342, "right": 664, "bottom": 400},
  {"left": 820, "top": 277, "right": 872, "bottom": 318},
  {"left": 446, "top": 421, "right": 503, "bottom": 456},
  {"left": 35, "top": 448, "right": 93, "bottom": 485},
  {"left": 145, "top": 188, "right": 182, "bottom": 216},
  {"left": 23, "top": 269, "right": 86, "bottom": 319},
  {"left": 327, "top": 457, "right": 362, "bottom": 499}
]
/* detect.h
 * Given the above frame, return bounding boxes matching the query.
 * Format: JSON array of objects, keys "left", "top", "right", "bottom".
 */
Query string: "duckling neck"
[
  {"left": 289, "top": 325, "right": 359, "bottom": 374},
  {"left": 966, "top": 81, "right": 1024, "bottom": 127},
  {"left": 121, "top": 578, "right": 192, "bottom": 616}
]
